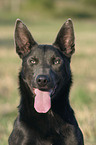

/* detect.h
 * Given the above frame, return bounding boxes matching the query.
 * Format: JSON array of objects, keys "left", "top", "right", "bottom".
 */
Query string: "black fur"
[{"left": 8, "top": 19, "right": 84, "bottom": 145}]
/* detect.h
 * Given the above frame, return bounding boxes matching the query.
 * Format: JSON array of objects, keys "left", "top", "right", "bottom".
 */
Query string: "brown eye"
[
  {"left": 53, "top": 58, "right": 61, "bottom": 65},
  {"left": 29, "top": 57, "right": 39, "bottom": 65},
  {"left": 30, "top": 59, "right": 36, "bottom": 64}
]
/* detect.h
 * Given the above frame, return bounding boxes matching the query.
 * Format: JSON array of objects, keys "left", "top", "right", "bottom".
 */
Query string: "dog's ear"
[
  {"left": 53, "top": 18, "right": 75, "bottom": 57},
  {"left": 15, "top": 19, "right": 37, "bottom": 58}
]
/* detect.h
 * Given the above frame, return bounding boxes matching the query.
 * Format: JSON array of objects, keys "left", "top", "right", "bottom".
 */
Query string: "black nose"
[{"left": 36, "top": 75, "right": 50, "bottom": 87}]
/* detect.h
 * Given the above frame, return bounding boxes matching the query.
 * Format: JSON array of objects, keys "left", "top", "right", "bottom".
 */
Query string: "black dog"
[{"left": 8, "top": 19, "right": 84, "bottom": 145}]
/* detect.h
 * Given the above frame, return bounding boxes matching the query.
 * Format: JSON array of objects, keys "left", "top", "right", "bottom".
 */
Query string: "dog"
[{"left": 8, "top": 18, "right": 84, "bottom": 145}]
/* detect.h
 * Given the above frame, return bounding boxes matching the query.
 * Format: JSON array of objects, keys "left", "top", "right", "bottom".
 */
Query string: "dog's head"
[{"left": 15, "top": 19, "right": 75, "bottom": 113}]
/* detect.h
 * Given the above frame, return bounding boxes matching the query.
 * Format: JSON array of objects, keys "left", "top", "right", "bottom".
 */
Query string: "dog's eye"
[
  {"left": 30, "top": 59, "right": 36, "bottom": 64},
  {"left": 53, "top": 58, "right": 61, "bottom": 65},
  {"left": 29, "top": 58, "right": 39, "bottom": 65}
]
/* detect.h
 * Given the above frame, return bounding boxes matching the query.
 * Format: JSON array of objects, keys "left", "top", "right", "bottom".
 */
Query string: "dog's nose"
[{"left": 36, "top": 75, "right": 49, "bottom": 87}]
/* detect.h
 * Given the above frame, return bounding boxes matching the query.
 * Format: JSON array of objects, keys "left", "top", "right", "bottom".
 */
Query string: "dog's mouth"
[{"left": 33, "top": 84, "right": 58, "bottom": 114}]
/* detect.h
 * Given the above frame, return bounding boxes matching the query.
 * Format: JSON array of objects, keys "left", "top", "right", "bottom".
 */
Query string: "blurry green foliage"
[
  {"left": 0, "top": 0, "right": 96, "bottom": 19},
  {"left": 25, "top": 0, "right": 54, "bottom": 10},
  {"left": 30, "top": 0, "right": 54, "bottom": 9},
  {"left": 83, "top": 0, "right": 96, "bottom": 6}
]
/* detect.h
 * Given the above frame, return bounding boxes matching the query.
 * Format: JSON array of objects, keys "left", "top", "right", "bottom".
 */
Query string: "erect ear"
[
  {"left": 53, "top": 18, "right": 75, "bottom": 58},
  {"left": 15, "top": 19, "right": 37, "bottom": 58}
]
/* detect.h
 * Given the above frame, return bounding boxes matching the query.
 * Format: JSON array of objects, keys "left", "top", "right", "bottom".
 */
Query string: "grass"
[{"left": 0, "top": 18, "right": 96, "bottom": 145}]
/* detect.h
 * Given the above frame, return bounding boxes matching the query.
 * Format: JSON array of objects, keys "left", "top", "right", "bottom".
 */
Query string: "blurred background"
[{"left": 0, "top": 0, "right": 96, "bottom": 144}]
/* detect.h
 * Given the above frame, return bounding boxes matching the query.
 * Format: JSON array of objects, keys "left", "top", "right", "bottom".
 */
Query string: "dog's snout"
[{"left": 36, "top": 75, "right": 50, "bottom": 87}]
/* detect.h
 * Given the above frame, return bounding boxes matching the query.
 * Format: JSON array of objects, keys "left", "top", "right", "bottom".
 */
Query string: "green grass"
[{"left": 0, "top": 19, "right": 96, "bottom": 145}]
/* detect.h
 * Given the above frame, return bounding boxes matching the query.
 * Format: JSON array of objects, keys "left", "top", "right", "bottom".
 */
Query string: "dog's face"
[
  {"left": 22, "top": 45, "right": 63, "bottom": 91},
  {"left": 15, "top": 19, "right": 75, "bottom": 113}
]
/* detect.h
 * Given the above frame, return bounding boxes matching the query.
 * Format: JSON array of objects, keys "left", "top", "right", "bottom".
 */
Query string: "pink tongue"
[{"left": 34, "top": 89, "right": 51, "bottom": 113}]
